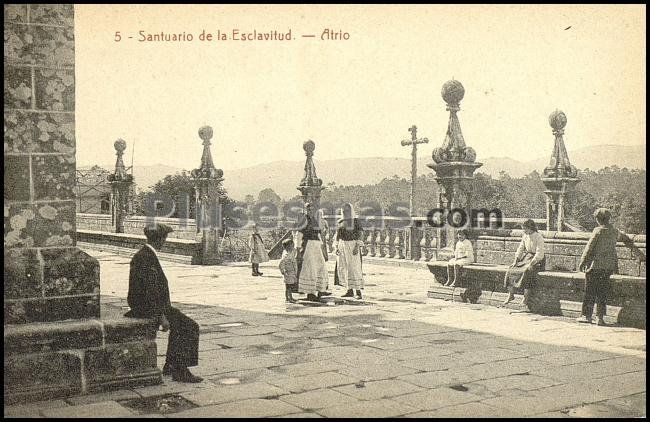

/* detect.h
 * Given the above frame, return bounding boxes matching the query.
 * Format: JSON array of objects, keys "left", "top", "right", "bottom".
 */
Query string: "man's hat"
[
  {"left": 143, "top": 223, "right": 174, "bottom": 240},
  {"left": 282, "top": 238, "right": 294, "bottom": 247}
]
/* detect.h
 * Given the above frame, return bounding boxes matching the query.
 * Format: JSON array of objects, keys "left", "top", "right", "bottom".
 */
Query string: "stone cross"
[{"left": 401, "top": 125, "right": 429, "bottom": 217}]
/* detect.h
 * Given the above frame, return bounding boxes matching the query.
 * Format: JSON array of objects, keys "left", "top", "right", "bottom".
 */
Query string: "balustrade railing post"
[{"left": 388, "top": 228, "right": 397, "bottom": 258}]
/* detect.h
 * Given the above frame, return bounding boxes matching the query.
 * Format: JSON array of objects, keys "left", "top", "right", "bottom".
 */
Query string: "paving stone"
[
  {"left": 530, "top": 349, "right": 615, "bottom": 366},
  {"left": 271, "top": 412, "right": 323, "bottom": 418},
  {"left": 562, "top": 403, "right": 639, "bottom": 418},
  {"left": 400, "top": 355, "right": 475, "bottom": 372},
  {"left": 337, "top": 362, "right": 420, "bottom": 381},
  {"left": 267, "top": 371, "right": 358, "bottom": 393},
  {"left": 387, "top": 345, "right": 457, "bottom": 361},
  {"left": 362, "top": 337, "right": 432, "bottom": 351},
  {"left": 269, "top": 360, "right": 348, "bottom": 377},
  {"left": 279, "top": 388, "right": 359, "bottom": 409},
  {"left": 134, "top": 379, "right": 215, "bottom": 397},
  {"left": 316, "top": 398, "right": 418, "bottom": 418},
  {"left": 597, "top": 392, "right": 646, "bottom": 417},
  {"left": 66, "top": 389, "right": 141, "bottom": 405},
  {"left": 454, "top": 347, "right": 530, "bottom": 364},
  {"left": 333, "top": 379, "right": 424, "bottom": 400},
  {"left": 168, "top": 398, "right": 303, "bottom": 418},
  {"left": 529, "top": 355, "right": 646, "bottom": 382},
  {"left": 40, "top": 401, "right": 135, "bottom": 418},
  {"left": 180, "top": 381, "right": 286, "bottom": 406},
  {"left": 405, "top": 401, "right": 513, "bottom": 417},
  {"left": 391, "top": 387, "right": 483, "bottom": 411},
  {"left": 4, "top": 399, "right": 70, "bottom": 417},
  {"left": 470, "top": 374, "right": 562, "bottom": 392}
]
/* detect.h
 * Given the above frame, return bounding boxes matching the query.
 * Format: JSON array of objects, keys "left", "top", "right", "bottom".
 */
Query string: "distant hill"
[{"left": 79, "top": 144, "right": 644, "bottom": 201}]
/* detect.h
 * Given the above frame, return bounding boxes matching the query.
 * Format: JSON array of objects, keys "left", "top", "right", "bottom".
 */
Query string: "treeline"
[{"left": 134, "top": 166, "right": 646, "bottom": 234}]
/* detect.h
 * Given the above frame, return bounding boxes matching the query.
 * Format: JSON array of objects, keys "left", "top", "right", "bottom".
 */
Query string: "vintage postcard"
[{"left": 4, "top": 3, "right": 646, "bottom": 418}]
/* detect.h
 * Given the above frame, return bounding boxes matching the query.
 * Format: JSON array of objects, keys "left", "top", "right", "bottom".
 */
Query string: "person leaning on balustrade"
[
  {"left": 576, "top": 208, "right": 619, "bottom": 326},
  {"left": 503, "top": 219, "right": 546, "bottom": 306}
]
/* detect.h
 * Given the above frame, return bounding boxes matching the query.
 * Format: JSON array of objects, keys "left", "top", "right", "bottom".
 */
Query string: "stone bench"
[
  {"left": 4, "top": 316, "right": 162, "bottom": 405},
  {"left": 77, "top": 229, "right": 198, "bottom": 257},
  {"left": 426, "top": 261, "right": 646, "bottom": 329}
]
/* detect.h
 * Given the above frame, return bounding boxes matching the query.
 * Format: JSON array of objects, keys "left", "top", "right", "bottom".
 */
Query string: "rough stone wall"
[{"left": 4, "top": 4, "right": 100, "bottom": 324}]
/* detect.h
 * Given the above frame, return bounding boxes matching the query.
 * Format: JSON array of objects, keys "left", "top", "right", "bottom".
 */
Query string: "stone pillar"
[
  {"left": 541, "top": 110, "right": 579, "bottom": 231},
  {"left": 4, "top": 5, "right": 160, "bottom": 404},
  {"left": 427, "top": 80, "right": 482, "bottom": 260},
  {"left": 297, "top": 140, "right": 325, "bottom": 216},
  {"left": 191, "top": 126, "right": 225, "bottom": 265},
  {"left": 108, "top": 139, "right": 134, "bottom": 233}
]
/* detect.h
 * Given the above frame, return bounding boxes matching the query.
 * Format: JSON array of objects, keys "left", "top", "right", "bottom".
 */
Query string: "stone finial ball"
[
  {"left": 215, "top": 169, "right": 224, "bottom": 178},
  {"left": 549, "top": 110, "right": 567, "bottom": 130},
  {"left": 114, "top": 138, "right": 127, "bottom": 152},
  {"left": 303, "top": 140, "right": 315, "bottom": 153},
  {"left": 441, "top": 80, "right": 465, "bottom": 104},
  {"left": 431, "top": 147, "right": 446, "bottom": 163},
  {"left": 464, "top": 147, "right": 477, "bottom": 163},
  {"left": 199, "top": 126, "right": 213, "bottom": 141}
]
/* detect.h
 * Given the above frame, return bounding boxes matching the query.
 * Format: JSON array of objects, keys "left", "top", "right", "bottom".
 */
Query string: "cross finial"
[{"left": 408, "top": 125, "right": 417, "bottom": 141}]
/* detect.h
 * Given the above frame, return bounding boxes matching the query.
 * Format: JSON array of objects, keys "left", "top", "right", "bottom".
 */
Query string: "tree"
[{"left": 258, "top": 188, "right": 282, "bottom": 205}]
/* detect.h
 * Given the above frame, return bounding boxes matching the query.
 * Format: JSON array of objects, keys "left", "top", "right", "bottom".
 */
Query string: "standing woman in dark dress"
[
  {"left": 334, "top": 203, "right": 365, "bottom": 299},
  {"left": 295, "top": 202, "right": 329, "bottom": 302}
]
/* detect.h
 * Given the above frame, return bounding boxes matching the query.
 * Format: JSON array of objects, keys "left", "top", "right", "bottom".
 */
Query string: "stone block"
[
  {"left": 504, "top": 240, "right": 521, "bottom": 251},
  {"left": 103, "top": 318, "right": 158, "bottom": 344},
  {"left": 29, "top": 4, "right": 74, "bottom": 27},
  {"left": 180, "top": 382, "right": 287, "bottom": 407},
  {"left": 4, "top": 23, "right": 33, "bottom": 65},
  {"left": 617, "top": 259, "right": 640, "bottom": 277},
  {"left": 4, "top": 351, "right": 81, "bottom": 404},
  {"left": 4, "top": 248, "right": 42, "bottom": 299},
  {"left": 85, "top": 341, "right": 160, "bottom": 392},
  {"left": 41, "top": 247, "right": 99, "bottom": 296},
  {"left": 32, "top": 155, "right": 75, "bottom": 200},
  {"left": 34, "top": 68, "right": 74, "bottom": 111},
  {"left": 32, "top": 26, "right": 74, "bottom": 67},
  {"left": 476, "top": 250, "right": 511, "bottom": 265},
  {"left": 615, "top": 246, "right": 632, "bottom": 260},
  {"left": 4, "top": 202, "right": 76, "bottom": 248},
  {"left": 552, "top": 243, "right": 585, "bottom": 256},
  {"left": 545, "top": 254, "right": 577, "bottom": 271},
  {"left": 475, "top": 239, "right": 505, "bottom": 251},
  {"left": 3, "top": 155, "right": 31, "bottom": 202},
  {"left": 640, "top": 260, "right": 645, "bottom": 277},
  {"left": 4, "top": 65, "right": 32, "bottom": 109},
  {"left": 4, "top": 319, "right": 103, "bottom": 354},
  {"left": 4, "top": 4, "right": 28, "bottom": 23},
  {"left": 5, "top": 295, "right": 99, "bottom": 324},
  {"left": 4, "top": 111, "right": 75, "bottom": 154}
]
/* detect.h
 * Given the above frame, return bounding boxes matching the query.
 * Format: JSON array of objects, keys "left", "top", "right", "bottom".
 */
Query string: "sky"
[{"left": 74, "top": 4, "right": 646, "bottom": 171}]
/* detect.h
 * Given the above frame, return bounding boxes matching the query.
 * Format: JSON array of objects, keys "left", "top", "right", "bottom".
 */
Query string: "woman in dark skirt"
[{"left": 503, "top": 219, "right": 546, "bottom": 306}]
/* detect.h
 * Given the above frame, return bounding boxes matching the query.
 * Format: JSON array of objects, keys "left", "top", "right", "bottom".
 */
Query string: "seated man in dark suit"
[{"left": 125, "top": 224, "right": 203, "bottom": 383}]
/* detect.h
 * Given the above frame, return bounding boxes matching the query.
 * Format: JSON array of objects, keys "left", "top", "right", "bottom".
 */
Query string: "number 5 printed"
[{"left": 114, "top": 31, "right": 121, "bottom": 42}]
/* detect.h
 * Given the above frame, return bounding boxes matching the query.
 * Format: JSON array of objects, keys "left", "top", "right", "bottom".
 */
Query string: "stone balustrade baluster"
[
  {"left": 423, "top": 228, "right": 434, "bottom": 261},
  {"left": 418, "top": 227, "right": 429, "bottom": 261},
  {"left": 397, "top": 229, "right": 406, "bottom": 259},
  {"left": 388, "top": 228, "right": 397, "bottom": 258},
  {"left": 379, "top": 229, "right": 389, "bottom": 258},
  {"left": 369, "top": 230, "right": 378, "bottom": 257}
]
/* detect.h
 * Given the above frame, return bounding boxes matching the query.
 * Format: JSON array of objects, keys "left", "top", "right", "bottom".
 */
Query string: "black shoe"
[
  {"left": 162, "top": 363, "right": 173, "bottom": 376},
  {"left": 286, "top": 298, "right": 297, "bottom": 303},
  {"left": 252, "top": 272, "right": 259, "bottom": 276},
  {"left": 306, "top": 294, "right": 321, "bottom": 302},
  {"left": 172, "top": 367, "right": 203, "bottom": 383},
  {"left": 342, "top": 289, "right": 354, "bottom": 298},
  {"left": 318, "top": 291, "right": 332, "bottom": 297},
  {"left": 355, "top": 290, "right": 363, "bottom": 299}
]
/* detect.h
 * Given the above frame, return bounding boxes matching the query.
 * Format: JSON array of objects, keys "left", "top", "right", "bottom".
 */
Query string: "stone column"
[
  {"left": 541, "top": 110, "right": 579, "bottom": 231},
  {"left": 427, "top": 80, "right": 483, "bottom": 260},
  {"left": 107, "top": 139, "right": 134, "bottom": 233},
  {"left": 191, "top": 126, "right": 225, "bottom": 265},
  {"left": 4, "top": 5, "right": 160, "bottom": 404}
]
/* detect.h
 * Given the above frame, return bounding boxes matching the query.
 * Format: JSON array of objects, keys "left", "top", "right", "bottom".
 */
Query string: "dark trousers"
[
  {"left": 166, "top": 307, "right": 199, "bottom": 368},
  {"left": 582, "top": 269, "right": 612, "bottom": 319}
]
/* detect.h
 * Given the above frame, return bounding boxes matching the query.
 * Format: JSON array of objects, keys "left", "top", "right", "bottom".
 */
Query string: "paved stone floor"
[{"left": 5, "top": 247, "right": 646, "bottom": 418}]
